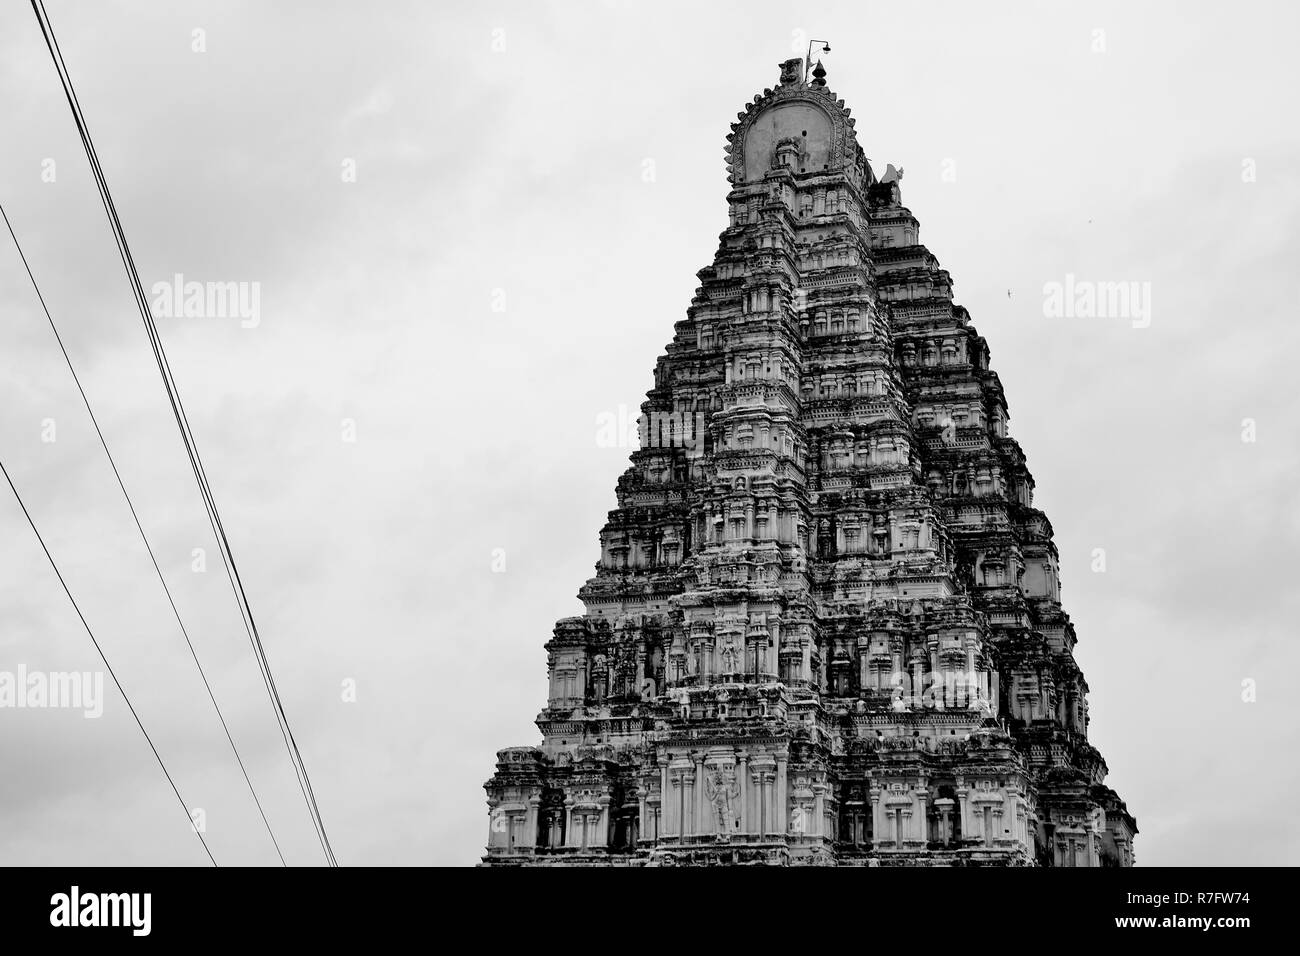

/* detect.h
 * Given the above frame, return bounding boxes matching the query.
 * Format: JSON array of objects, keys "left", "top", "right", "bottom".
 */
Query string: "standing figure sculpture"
[{"left": 704, "top": 766, "right": 741, "bottom": 836}]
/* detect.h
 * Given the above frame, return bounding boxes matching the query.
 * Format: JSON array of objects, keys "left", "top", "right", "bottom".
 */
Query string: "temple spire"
[{"left": 482, "top": 56, "right": 1136, "bottom": 868}]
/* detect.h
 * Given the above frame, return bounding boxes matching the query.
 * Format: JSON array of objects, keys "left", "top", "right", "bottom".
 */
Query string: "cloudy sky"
[{"left": 1, "top": 0, "right": 1297, "bottom": 867}]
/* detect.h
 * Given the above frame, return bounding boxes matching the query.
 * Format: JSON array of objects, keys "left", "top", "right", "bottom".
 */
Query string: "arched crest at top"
[{"left": 723, "top": 71, "right": 866, "bottom": 186}]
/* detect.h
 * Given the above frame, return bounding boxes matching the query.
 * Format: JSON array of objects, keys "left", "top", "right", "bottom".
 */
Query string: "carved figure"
[{"left": 704, "top": 766, "right": 741, "bottom": 834}]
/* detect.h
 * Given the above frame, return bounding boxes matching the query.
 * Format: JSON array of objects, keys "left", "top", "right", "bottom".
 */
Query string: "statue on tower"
[
  {"left": 778, "top": 57, "right": 803, "bottom": 85},
  {"left": 704, "top": 765, "right": 741, "bottom": 835}
]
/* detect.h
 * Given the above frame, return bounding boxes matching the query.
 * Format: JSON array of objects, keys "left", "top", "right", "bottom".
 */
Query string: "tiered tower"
[{"left": 483, "top": 57, "right": 1136, "bottom": 866}]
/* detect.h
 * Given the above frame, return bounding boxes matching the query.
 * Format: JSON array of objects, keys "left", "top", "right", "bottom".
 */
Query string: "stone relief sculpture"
[{"left": 704, "top": 766, "right": 741, "bottom": 835}]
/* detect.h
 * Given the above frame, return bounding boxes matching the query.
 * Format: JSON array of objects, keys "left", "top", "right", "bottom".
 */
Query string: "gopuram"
[{"left": 483, "top": 56, "right": 1136, "bottom": 867}]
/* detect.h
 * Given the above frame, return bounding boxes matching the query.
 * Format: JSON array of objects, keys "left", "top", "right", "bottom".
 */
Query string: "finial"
[
  {"left": 811, "top": 59, "right": 827, "bottom": 87},
  {"left": 803, "top": 39, "right": 831, "bottom": 82}
]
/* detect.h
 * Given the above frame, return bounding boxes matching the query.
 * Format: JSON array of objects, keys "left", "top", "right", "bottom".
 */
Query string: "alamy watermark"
[
  {"left": 150, "top": 273, "right": 261, "bottom": 328},
  {"left": 596, "top": 405, "right": 708, "bottom": 454},
  {"left": 0, "top": 666, "right": 104, "bottom": 718},
  {"left": 50, "top": 886, "right": 151, "bottom": 936},
  {"left": 1042, "top": 273, "right": 1151, "bottom": 328}
]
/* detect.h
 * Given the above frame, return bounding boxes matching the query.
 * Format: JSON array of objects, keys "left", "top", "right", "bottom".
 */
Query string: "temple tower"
[{"left": 482, "top": 57, "right": 1136, "bottom": 866}]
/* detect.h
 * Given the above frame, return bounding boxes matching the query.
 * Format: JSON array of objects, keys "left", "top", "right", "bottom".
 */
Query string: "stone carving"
[
  {"left": 778, "top": 57, "right": 803, "bottom": 85},
  {"left": 704, "top": 766, "right": 741, "bottom": 835},
  {"left": 483, "top": 54, "right": 1135, "bottom": 869}
]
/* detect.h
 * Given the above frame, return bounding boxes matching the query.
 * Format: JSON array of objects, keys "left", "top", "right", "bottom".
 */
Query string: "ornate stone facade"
[{"left": 483, "top": 58, "right": 1136, "bottom": 867}]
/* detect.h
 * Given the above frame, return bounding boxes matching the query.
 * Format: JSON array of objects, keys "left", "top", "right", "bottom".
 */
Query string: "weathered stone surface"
[{"left": 482, "top": 59, "right": 1136, "bottom": 867}]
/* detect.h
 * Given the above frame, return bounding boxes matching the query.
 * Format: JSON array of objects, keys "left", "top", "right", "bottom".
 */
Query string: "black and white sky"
[{"left": 2, "top": 0, "right": 1298, "bottom": 866}]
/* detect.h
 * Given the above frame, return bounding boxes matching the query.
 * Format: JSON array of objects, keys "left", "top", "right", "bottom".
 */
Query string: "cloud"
[{"left": 1, "top": 0, "right": 1297, "bottom": 867}]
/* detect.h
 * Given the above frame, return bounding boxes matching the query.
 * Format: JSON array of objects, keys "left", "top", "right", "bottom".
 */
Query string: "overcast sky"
[{"left": 1, "top": 0, "right": 1297, "bottom": 867}]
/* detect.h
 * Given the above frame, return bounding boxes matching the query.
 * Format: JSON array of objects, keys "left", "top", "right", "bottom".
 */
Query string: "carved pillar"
[
  {"left": 661, "top": 766, "right": 672, "bottom": 837},
  {"left": 965, "top": 647, "right": 976, "bottom": 707},
  {"left": 526, "top": 795, "right": 540, "bottom": 849},
  {"left": 597, "top": 794, "right": 611, "bottom": 849},
  {"left": 759, "top": 770, "right": 769, "bottom": 837},
  {"left": 673, "top": 773, "right": 685, "bottom": 839},
  {"left": 775, "top": 756, "right": 788, "bottom": 837},
  {"left": 564, "top": 797, "right": 577, "bottom": 848},
  {"left": 737, "top": 754, "right": 749, "bottom": 834},
  {"left": 956, "top": 784, "right": 969, "bottom": 841},
  {"left": 485, "top": 799, "right": 501, "bottom": 849},
  {"left": 934, "top": 798, "right": 954, "bottom": 845},
  {"left": 913, "top": 787, "right": 929, "bottom": 845},
  {"left": 868, "top": 785, "right": 883, "bottom": 850},
  {"left": 693, "top": 755, "right": 705, "bottom": 837},
  {"left": 681, "top": 770, "right": 692, "bottom": 838},
  {"left": 769, "top": 618, "right": 781, "bottom": 680}
]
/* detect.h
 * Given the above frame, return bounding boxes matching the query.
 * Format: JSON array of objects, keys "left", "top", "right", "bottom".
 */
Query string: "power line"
[
  {"left": 0, "top": 456, "right": 217, "bottom": 867},
  {"left": 31, "top": 0, "right": 336, "bottom": 867},
  {"left": 31, "top": 0, "right": 337, "bottom": 865},
  {"left": 1, "top": 202, "right": 287, "bottom": 866}
]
